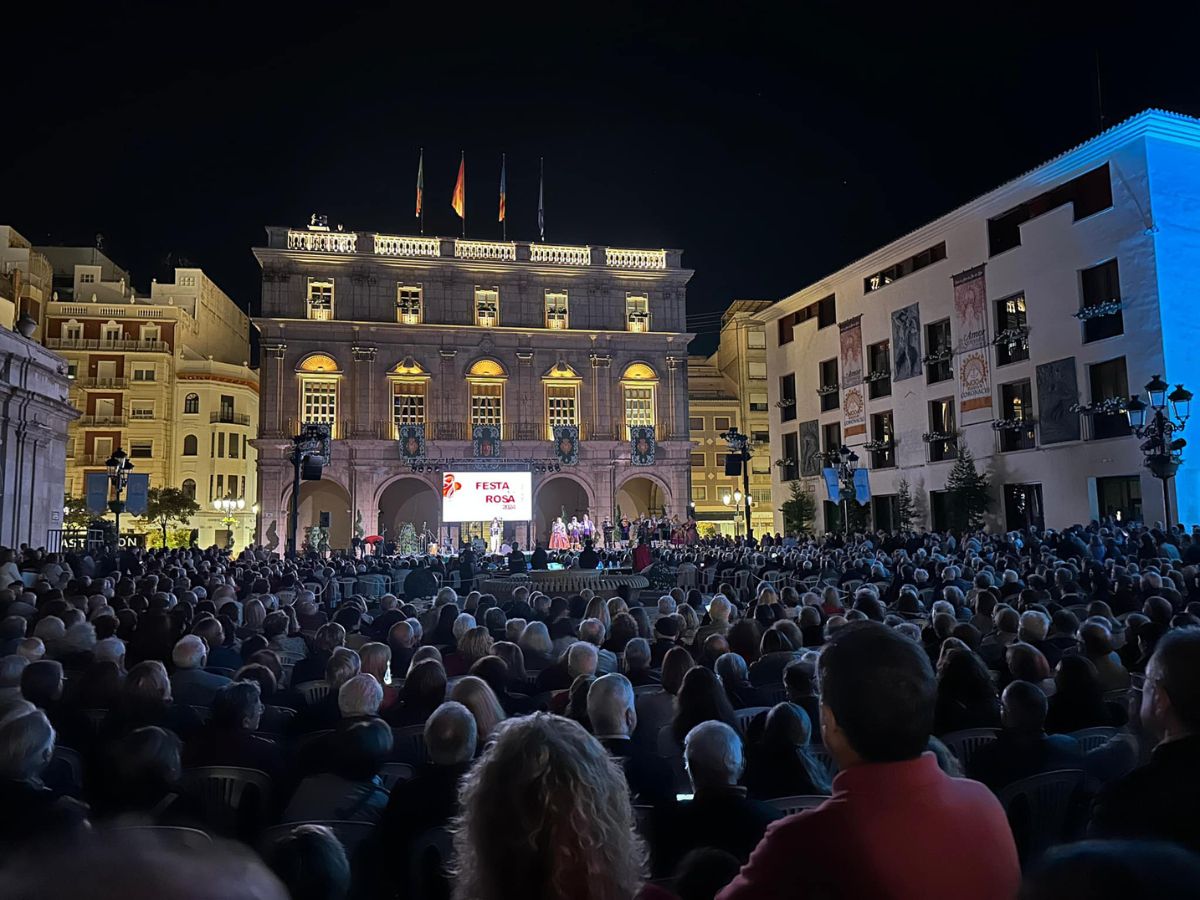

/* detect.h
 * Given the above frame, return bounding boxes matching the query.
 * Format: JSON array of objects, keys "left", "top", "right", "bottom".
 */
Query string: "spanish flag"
[
  {"left": 415, "top": 148, "right": 424, "bottom": 218},
  {"left": 451, "top": 153, "right": 466, "bottom": 220},
  {"left": 498, "top": 154, "right": 506, "bottom": 223}
]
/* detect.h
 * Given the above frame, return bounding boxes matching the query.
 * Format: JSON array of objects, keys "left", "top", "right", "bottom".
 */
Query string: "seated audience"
[{"left": 967, "top": 680, "right": 1083, "bottom": 792}]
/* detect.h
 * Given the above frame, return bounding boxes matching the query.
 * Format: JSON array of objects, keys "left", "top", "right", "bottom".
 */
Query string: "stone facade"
[
  {"left": 252, "top": 227, "right": 693, "bottom": 552},
  {"left": 0, "top": 276, "right": 78, "bottom": 547}
]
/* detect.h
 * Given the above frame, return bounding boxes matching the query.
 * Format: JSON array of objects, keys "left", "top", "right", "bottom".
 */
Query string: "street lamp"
[
  {"left": 825, "top": 444, "right": 859, "bottom": 535},
  {"left": 104, "top": 449, "right": 134, "bottom": 548},
  {"left": 213, "top": 494, "right": 246, "bottom": 548},
  {"left": 719, "top": 426, "right": 753, "bottom": 542},
  {"left": 1126, "top": 375, "right": 1191, "bottom": 528}
]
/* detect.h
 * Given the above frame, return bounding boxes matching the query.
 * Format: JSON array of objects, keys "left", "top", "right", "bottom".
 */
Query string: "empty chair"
[
  {"left": 733, "top": 706, "right": 771, "bottom": 733},
  {"left": 391, "top": 725, "right": 430, "bottom": 765},
  {"left": 1069, "top": 726, "right": 1118, "bottom": 753},
  {"left": 408, "top": 826, "right": 454, "bottom": 900},
  {"left": 998, "top": 768, "right": 1085, "bottom": 863},
  {"left": 295, "top": 680, "right": 331, "bottom": 706},
  {"left": 51, "top": 745, "right": 84, "bottom": 793},
  {"left": 379, "top": 762, "right": 415, "bottom": 790},
  {"left": 941, "top": 728, "right": 1000, "bottom": 770},
  {"left": 180, "top": 766, "right": 273, "bottom": 839},
  {"left": 767, "top": 795, "right": 830, "bottom": 816}
]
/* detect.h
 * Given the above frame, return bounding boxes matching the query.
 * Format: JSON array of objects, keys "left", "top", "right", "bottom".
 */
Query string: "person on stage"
[
  {"left": 618, "top": 515, "right": 630, "bottom": 547},
  {"left": 488, "top": 518, "right": 503, "bottom": 556},
  {"left": 581, "top": 514, "right": 595, "bottom": 543},
  {"left": 567, "top": 516, "right": 582, "bottom": 549},
  {"left": 602, "top": 517, "right": 615, "bottom": 548},
  {"left": 550, "top": 517, "right": 570, "bottom": 551}
]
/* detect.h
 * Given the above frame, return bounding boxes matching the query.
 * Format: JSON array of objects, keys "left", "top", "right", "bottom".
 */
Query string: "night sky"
[{"left": 5, "top": 4, "right": 1198, "bottom": 354}]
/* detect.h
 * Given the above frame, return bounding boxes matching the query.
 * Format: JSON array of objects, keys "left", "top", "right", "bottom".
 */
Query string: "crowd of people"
[{"left": 0, "top": 516, "right": 1199, "bottom": 899}]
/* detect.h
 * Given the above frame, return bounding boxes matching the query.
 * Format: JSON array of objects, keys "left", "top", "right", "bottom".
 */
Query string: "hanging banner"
[
  {"left": 553, "top": 425, "right": 579, "bottom": 465},
  {"left": 839, "top": 316, "right": 866, "bottom": 438},
  {"left": 398, "top": 424, "right": 426, "bottom": 460},
  {"left": 953, "top": 265, "right": 993, "bottom": 413},
  {"left": 630, "top": 425, "right": 656, "bottom": 466},
  {"left": 798, "top": 420, "right": 821, "bottom": 477},
  {"left": 853, "top": 468, "right": 871, "bottom": 506},
  {"left": 1036, "top": 357, "right": 1081, "bottom": 445},
  {"left": 125, "top": 473, "right": 150, "bottom": 515},
  {"left": 86, "top": 473, "right": 109, "bottom": 514},
  {"left": 472, "top": 425, "right": 501, "bottom": 458},
  {"left": 891, "top": 304, "right": 922, "bottom": 382},
  {"left": 822, "top": 467, "right": 841, "bottom": 501}
]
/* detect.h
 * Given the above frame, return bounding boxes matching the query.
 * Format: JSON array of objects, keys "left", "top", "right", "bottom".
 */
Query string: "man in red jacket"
[{"left": 717, "top": 622, "right": 1020, "bottom": 900}]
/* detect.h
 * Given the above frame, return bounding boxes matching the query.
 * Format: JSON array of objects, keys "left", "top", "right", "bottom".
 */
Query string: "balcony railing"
[
  {"left": 606, "top": 248, "right": 666, "bottom": 270},
  {"left": 530, "top": 244, "right": 591, "bottom": 266},
  {"left": 74, "top": 377, "right": 129, "bottom": 390},
  {"left": 373, "top": 234, "right": 440, "bottom": 257},
  {"left": 46, "top": 338, "right": 170, "bottom": 353},
  {"left": 211, "top": 412, "right": 252, "bottom": 426},
  {"left": 455, "top": 240, "right": 516, "bottom": 262},
  {"left": 286, "top": 230, "right": 358, "bottom": 253},
  {"left": 78, "top": 415, "right": 128, "bottom": 427}
]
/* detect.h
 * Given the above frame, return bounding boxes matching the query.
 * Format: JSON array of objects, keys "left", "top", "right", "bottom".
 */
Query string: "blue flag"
[
  {"left": 86, "top": 473, "right": 109, "bottom": 514},
  {"left": 125, "top": 474, "right": 150, "bottom": 515},
  {"left": 853, "top": 468, "right": 872, "bottom": 506},
  {"left": 822, "top": 468, "right": 840, "bottom": 501}
]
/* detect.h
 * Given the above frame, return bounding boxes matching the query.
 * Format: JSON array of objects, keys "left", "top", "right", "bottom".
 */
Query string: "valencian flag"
[
  {"left": 415, "top": 149, "right": 424, "bottom": 219},
  {"left": 451, "top": 153, "right": 466, "bottom": 220}
]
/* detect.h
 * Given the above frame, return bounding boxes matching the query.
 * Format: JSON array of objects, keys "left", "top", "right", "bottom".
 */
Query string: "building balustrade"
[
  {"left": 47, "top": 338, "right": 171, "bottom": 353},
  {"left": 286, "top": 230, "right": 358, "bottom": 253},
  {"left": 74, "top": 377, "right": 129, "bottom": 390},
  {"left": 78, "top": 414, "right": 128, "bottom": 427},
  {"left": 373, "top": 234, "right": 441, "bottom": 258},
  {"left": 210, "top": 412, "right": 253, "bottom": 426},
  {"left": 605, "top": 248, "right": 667, "bottom": 270},
  {"left": 455, "top": 240, "right": 517, "bottom": 262},
  {"left": 530, "top": 244, "right": 591, "bottom": 266}
]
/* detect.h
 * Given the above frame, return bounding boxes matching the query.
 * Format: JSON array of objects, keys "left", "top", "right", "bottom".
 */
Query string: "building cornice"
[
  {"left": 757, "top": 108, "right": 1200, "bottom": 323},
  {"left": 250, "top": 316, "right": 695, "bottom": 343}
]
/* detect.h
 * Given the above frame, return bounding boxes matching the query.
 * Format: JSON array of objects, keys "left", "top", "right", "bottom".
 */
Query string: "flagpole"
[
  {"left": 538, "top": 156, "right": 545, "bottom": 242},
  {"left": 418, "top": 147, "right": 425, "bottom": 236},
  {"left": 461, "top": 150, "right": 466, "bottom": 239},
  {"left": 501, "top": 152, "right": 506, "bottom": 242}
]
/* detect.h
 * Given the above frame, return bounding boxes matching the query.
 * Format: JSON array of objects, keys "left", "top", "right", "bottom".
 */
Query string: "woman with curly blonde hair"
[{"left": 452, "top": 713, "right": 647, "bottom": 900}]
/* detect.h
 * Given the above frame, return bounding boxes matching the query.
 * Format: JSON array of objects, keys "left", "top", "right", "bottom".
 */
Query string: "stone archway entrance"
[
  {"left": 534, "top": 475, "right": 593, "bottom": 546},
  {"left": 286, "top": 479, "right": 353, "bottom": 550},
  {"left": 377, "top": 476, "right": 441, "bottom": 551},
  {"left": 616, "top": 475, "right": 670, "bottom": 520}
]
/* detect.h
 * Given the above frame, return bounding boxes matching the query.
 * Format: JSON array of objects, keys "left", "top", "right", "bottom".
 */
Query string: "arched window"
[
  {"left": 621, "top": 363, "right": 658, "bottom": 434},
  {"left": 543, "top": 360, "right": 581, "bottom": 439},
  {"left": 181, "top": 479, "right": 196, "bottom": 500},
  {"left": 466, "top": 359, "right": 506, "bottom": 430},
  {"left": 296, "top": 354, "right": 342, "bottom": 436},
  {"left": 183, "top": 434, "right": 198, "bottom": 456},
  {"left": 184, "top": 393, "right": 200, "bottom": 414}
]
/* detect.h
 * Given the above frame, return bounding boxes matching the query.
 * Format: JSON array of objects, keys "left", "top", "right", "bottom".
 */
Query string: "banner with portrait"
[
  {"left": 553, "top": 425, "right": 580, "bottom": 465},
  {"left": 840, "top": 316, "right": 866, "bottom": 438},
  {"left": 398, "top": 424, "right": 426, "bottom": 460},
  {"left": 798, "top": 420, "right": 821, "bottom": 477},
  {"left": 630, "top": 425, "right": 656, "bottom": 466},
  {"left": 953, "top": 265, "right": 993, "bottom": 413},
  {"left": 891, "top": 303, "right": 922, "bottom": 382},
  {"left": 1037, "top": 357, "right": 1081, "bottom": 444}
]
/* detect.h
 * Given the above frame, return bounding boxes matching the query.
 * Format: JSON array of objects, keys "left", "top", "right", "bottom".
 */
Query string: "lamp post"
[
  {"left": 722, "top": 490, "right": 749, "bottom": 540},
  {"left": 719, "top": 426, "right": 753, "bottom": 542},
  {"left": 104, "top": 449, "right": 134, "bottom": 548},
  {"left": 213, "top": 494, "right": 247, "bottom": 549},
  {"left": 1125, "top": 375, "right": 1191, "bottom": 528},
  {"left": 826, "top": 444, "right": 859, "bottom": 536}
]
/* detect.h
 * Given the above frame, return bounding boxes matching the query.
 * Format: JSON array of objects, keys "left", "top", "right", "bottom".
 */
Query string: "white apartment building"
[
  {"left": 758, "top": 109, "right": 1200, "bottom": 534},
  {"left": 36, "top": 246, "right": 260, "bottom": 548}
]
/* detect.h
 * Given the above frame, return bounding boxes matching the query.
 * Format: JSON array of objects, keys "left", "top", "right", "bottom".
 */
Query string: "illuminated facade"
[
  {"left": 687, "top": 300, "right": 775, "bottom": 536},
  {"left": 40, "top": 250, "right": 259, "bottom": 547},
  {"left": 759, "top": 110, "right": 1200, "bottom": 532},
  {"left": 252, "top": 226, "right": 693, "bottom": 551}
]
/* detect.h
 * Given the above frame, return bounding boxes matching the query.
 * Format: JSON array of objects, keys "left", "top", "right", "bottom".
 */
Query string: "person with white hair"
[
  {"left": 0, "top": 655, "right": 29, "bottom": 714},
  {"left": 577, "top": 618, "right": 617, "bottom": 675},
  {"left": 338, "top": 674, "right": 384, "bottom": 720},
  {"left": 587, "top": 673, "right": 675, "bottom": 806},
  {"left": 657, "top": 595, "right": 678, "bottom": 619},
  {"left": 0, "top": 708, "right": 89, "bottom": 844},
  {"left": 696, "top": 596, "right": 734, "bottom": 647},
  {"left": 169, "top": 635, "right": 232, "bottom": 708},
  {"left": 650, "top": 720, "right": 782, "bottom": 875},
  {"left": 623, "top": 638, "right": 658, "bottom": 687}
]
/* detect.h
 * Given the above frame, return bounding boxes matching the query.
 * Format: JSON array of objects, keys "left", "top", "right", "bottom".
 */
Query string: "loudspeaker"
[
  {"left": 301, "top": 460, "right": 324, "bottom": 480},
  {"left": 724, "top": 454, "right": 743, "bottom": 476},
  {"left": 319, "top": 511, "right": 331, "bottom": 528}
]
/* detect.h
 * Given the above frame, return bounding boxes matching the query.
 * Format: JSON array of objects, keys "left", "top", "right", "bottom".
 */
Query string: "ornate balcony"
[
  {"left": 605, "top": 248, "right": 666, "bottom": 270},
  {"left": 455, "top": 240, "right": 516, "bottom": 262},
  {"left": 373, "top": 235, "right": 440, "bottom": 258},
  {"left": 530, "top": 244, "right": 591, "bottom": 266}
]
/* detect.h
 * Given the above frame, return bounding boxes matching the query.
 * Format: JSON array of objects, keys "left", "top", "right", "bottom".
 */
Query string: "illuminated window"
[
  {"left": 626, "top": 293, "right": 650, "bottom": 332},
  {"left": 621, "top": 363, "right": 657, "bottom": 433},
  {"left": 392, "top": 381, "right": 427, "bottom": 427},
  {"left": 995, "top": 294, "right": 1029, "bottom": 365},
  {"left": 397, "top": 284, "right": 423, "bottom": 324},
  {"left": 545, "top": 383, "right": 578, "bottom": 437},
  {"left": 475, "top": 287, "right": 499, "bottom": 327},
  {"left": 545, "top": 291, "right": 569, "bottom": 329},
  {"left": 471, "top": 383, "right": 503, "bottom": 427},
  {"left": 307, "top": 278, "right": 334, "bottom": 321},
  {"left": 301, "top": 380, "right": 337, "bottom": 428}
]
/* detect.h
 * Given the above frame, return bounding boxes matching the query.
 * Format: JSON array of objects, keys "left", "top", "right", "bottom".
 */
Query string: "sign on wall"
[
  {"left": 953, "top": 265, "right": 993, "bottom": 414},
  {"left": 441, "top": 471, "right": 532, "bottom": 521},
  {"left": 840, "top": 316, "right": 866, "bottom": 438}
]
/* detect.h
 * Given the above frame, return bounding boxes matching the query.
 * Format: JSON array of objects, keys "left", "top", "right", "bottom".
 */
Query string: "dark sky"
[{"left": 5, "top": 3, "right": 1198, "bottom": 354}]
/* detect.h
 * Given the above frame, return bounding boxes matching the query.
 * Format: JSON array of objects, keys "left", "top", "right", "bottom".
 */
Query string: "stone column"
[
  {"left": 351, "top": 344, "right": 377, "bottom": 437},
  {"left": 438, "top": 349, "right": 458, "bottom": 440},
  {"left": 260, "top": 341, "right": 287, "bottom": 437},
  {"left": 590, "top": 352, "right": 612, "bottom": 440}
]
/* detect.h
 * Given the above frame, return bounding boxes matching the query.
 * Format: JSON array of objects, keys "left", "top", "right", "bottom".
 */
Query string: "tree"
[
  {"left": 944, "top": 448, "right": 993, "bottom": 532},
  {"left": 780, "top": 481, "right": 817, "bottom": 535},
  {"left": 141, "top": 487, "right": 200, "bottom": 547},
  {"left": 895, "top": 478, "right": 915, "bottom": 531},
  {"left": 62, "top": 495, "right": 94, "bottom": 531}
]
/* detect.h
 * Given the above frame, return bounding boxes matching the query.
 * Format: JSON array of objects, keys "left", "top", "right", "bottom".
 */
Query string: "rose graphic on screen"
[{"left": 442, "top": 474, "right": 462, "bottom": 498}]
